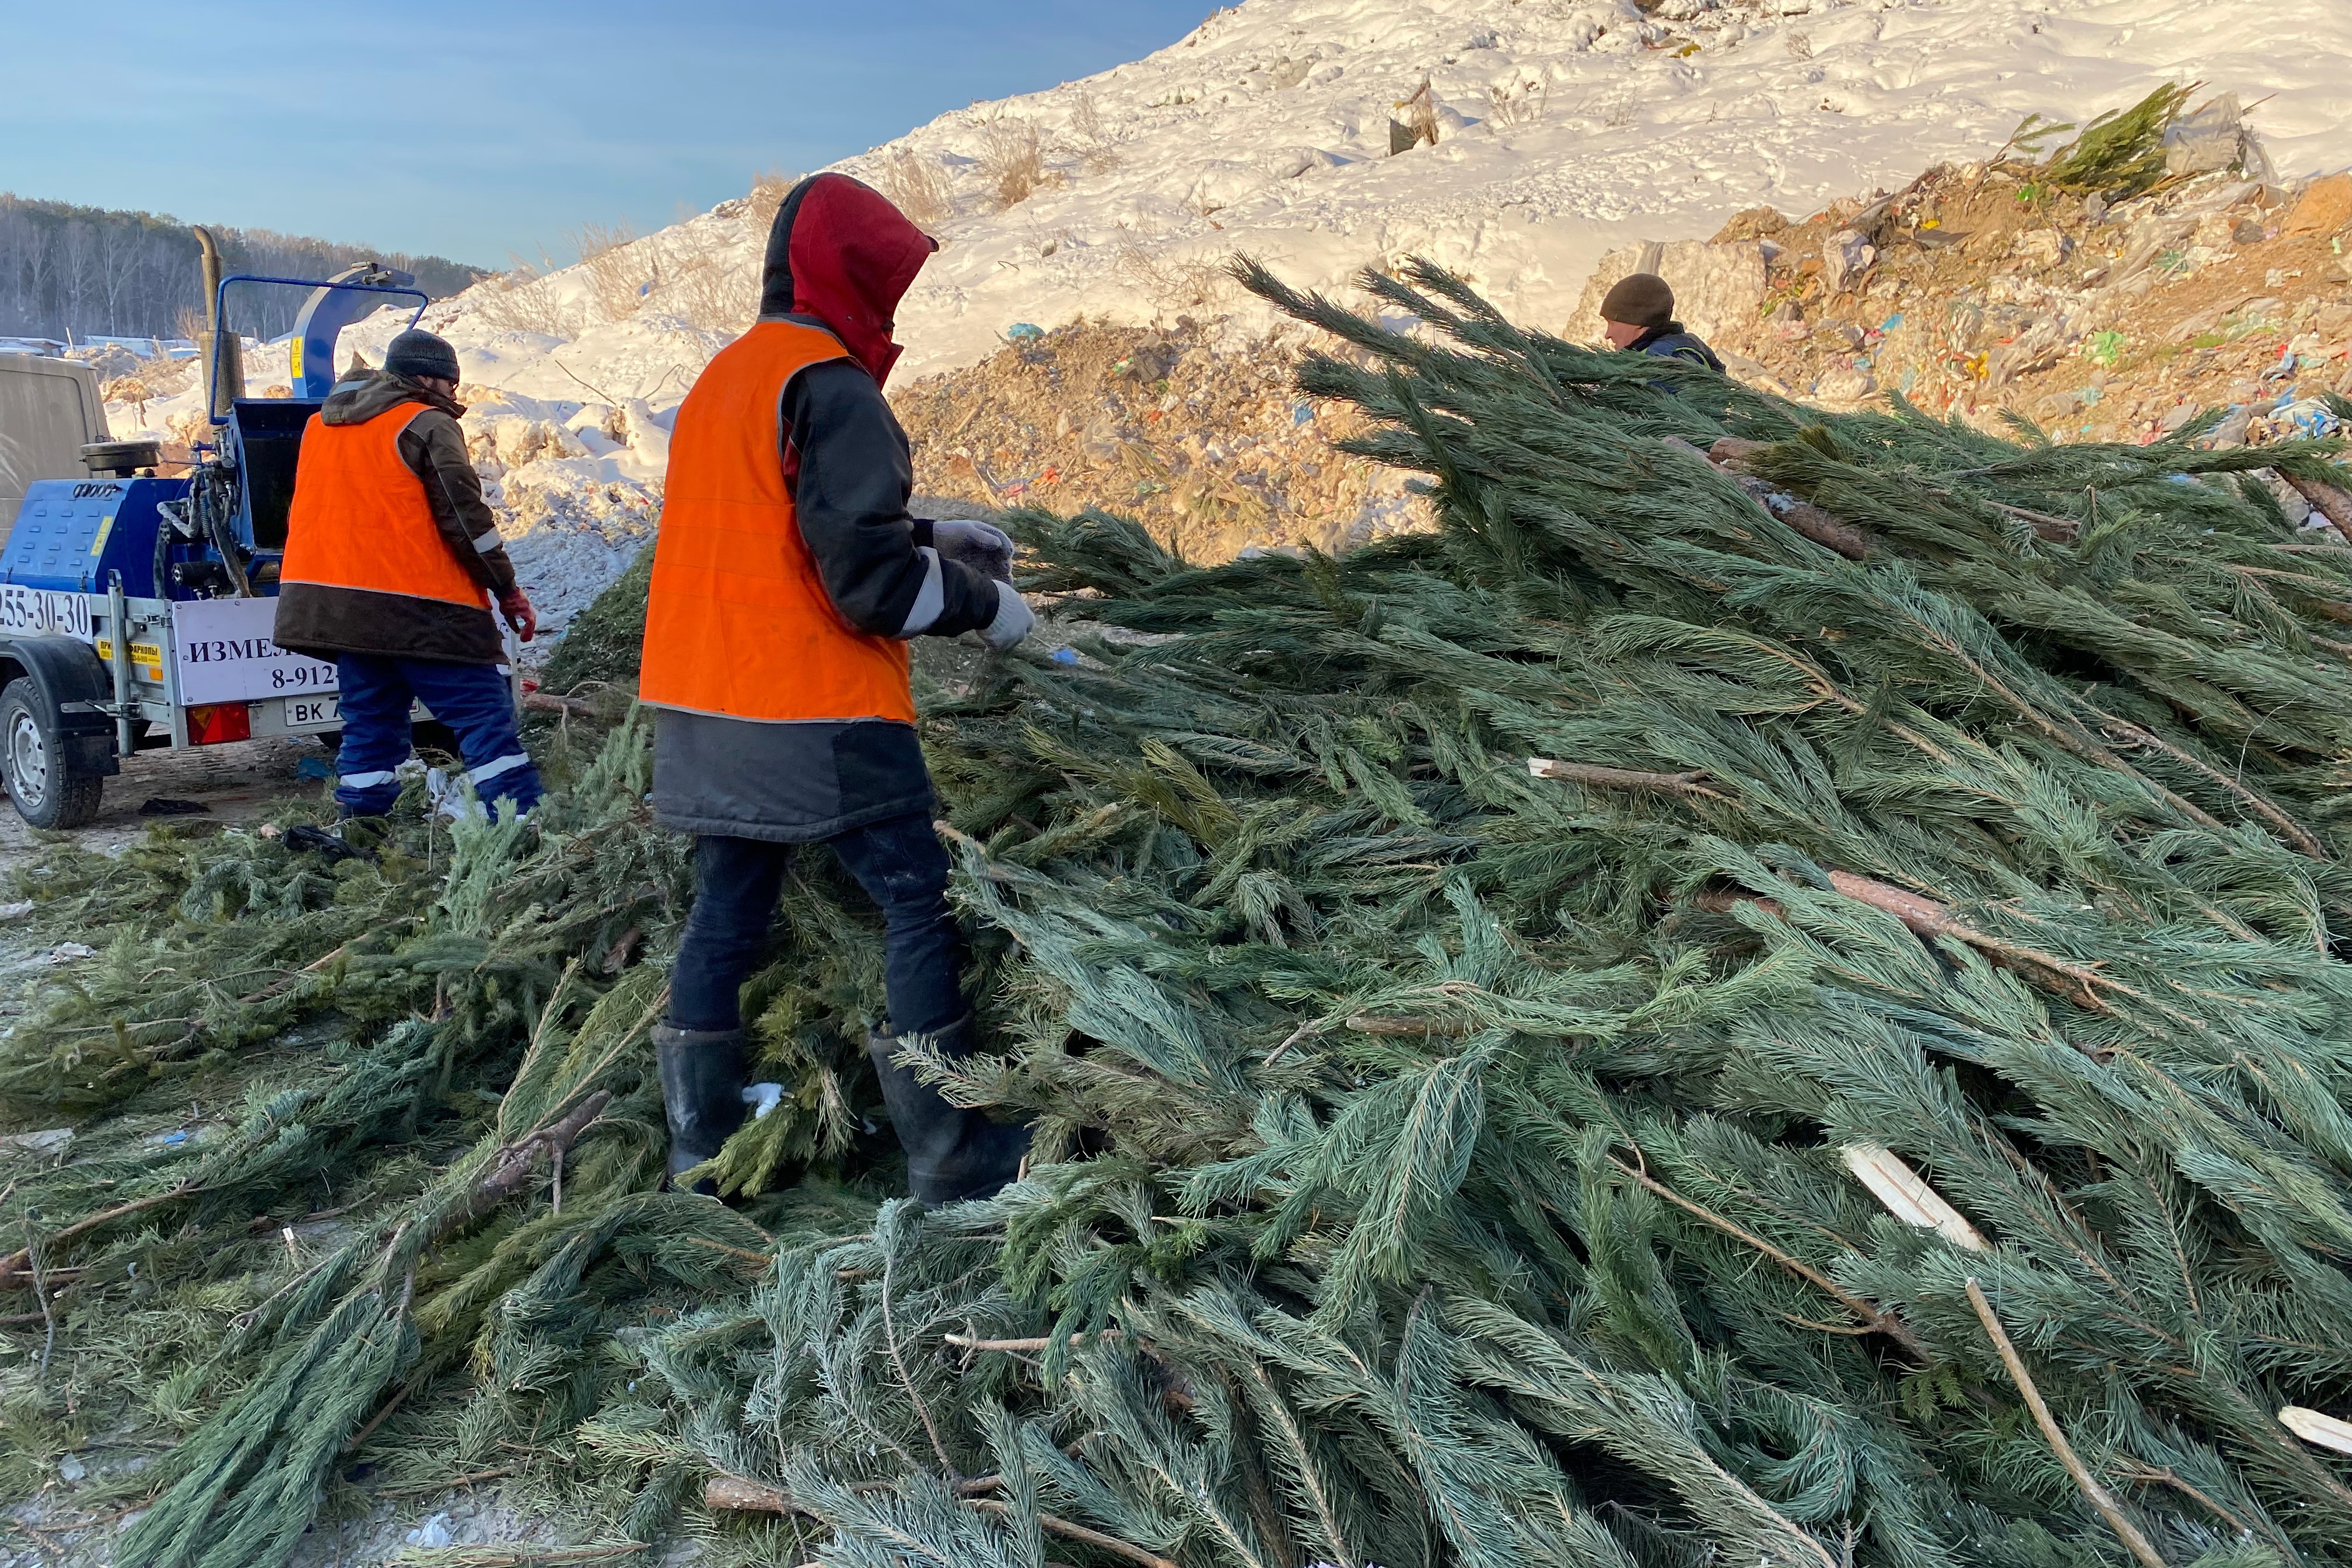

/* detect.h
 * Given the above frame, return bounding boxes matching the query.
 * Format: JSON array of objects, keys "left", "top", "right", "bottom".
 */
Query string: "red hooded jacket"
[{"left": 757, "top": 172, "right": 935, "bottom": 387}]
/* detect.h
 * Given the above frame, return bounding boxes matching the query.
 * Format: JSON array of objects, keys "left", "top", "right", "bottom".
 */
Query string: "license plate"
[{"left": 282, "top": 695, "right": 340, "bottom": 729}]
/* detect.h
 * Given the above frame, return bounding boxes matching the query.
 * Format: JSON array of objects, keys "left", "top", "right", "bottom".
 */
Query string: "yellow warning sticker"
[{"left": 97, "top": 638, "right": 166, "bottom": 676}]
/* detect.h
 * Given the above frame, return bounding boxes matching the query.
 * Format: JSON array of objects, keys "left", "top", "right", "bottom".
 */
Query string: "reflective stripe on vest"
[
  {"left": 638, "top": 320, "right": 917, "bottom": 724},
  {"left": 282, "top": 402, "right": 488, "bottom": 610}
]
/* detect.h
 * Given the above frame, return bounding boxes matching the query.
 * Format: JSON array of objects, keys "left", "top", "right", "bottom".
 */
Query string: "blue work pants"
[
  {"left": 668, "top": 814, "right": 966, "bottom": 1036},
  {"left": 332, "top": 654, "right": 542, "bottom": 818}
]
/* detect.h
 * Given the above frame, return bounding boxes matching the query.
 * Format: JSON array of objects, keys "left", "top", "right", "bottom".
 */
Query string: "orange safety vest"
[
  {"left": 638, "top": 321, "right": 915, "bottom": 724},
  {"left": 282, "top": 402, "right": 487, "bottom": 609}
]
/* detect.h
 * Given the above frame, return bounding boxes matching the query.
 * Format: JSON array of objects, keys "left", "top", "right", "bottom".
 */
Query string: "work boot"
[
  {"left": 654, "top": 1024, "right": 748, "bottom": 1194},
  {"left": 867, "top": 1013, "right": 1031, "bottom": 1208}
]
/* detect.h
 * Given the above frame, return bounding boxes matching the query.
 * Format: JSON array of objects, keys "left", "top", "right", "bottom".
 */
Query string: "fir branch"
[
  {"left": 1608, "top": 1153, "right": 1925, "bottom": 1358},
  {"left": 1964, "top": 1279, "right": 2167, "bottom": 1568}
]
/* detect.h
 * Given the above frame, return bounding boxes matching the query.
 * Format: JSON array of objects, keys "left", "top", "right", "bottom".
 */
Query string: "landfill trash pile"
[
  {"left": 10, "top": 253, "right": 2352, "bottom": 1568},
  {"left": 1576, "top": 89, "right": 2352, "bottom": 473},
  {"left": 894, "top": 318, "right": 1427, "bottom": 561}
]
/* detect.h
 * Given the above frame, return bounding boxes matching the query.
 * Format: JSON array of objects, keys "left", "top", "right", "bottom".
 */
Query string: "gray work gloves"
[
  {"left": 931, "top": 517, "right": 1015, "bottom": 583},
  {"left": 926, "top": 517, "right": 1031, "bottom": 649},
  {"left": 982, "top": 580, "right": 1035, "bottom": 650}
]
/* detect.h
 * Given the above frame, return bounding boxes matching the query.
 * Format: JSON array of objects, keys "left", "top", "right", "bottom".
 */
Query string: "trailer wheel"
[{"left": 1, "top": 677, "right": 104, "bottom": 830}]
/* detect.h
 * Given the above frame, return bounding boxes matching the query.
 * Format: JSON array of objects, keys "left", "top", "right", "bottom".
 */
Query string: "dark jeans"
[
  {"left": 333, "top": 654, "right": 541, "bottom": 817},
  {"left": 669, "top": 813, "right": 967, "bottom": 1036}
]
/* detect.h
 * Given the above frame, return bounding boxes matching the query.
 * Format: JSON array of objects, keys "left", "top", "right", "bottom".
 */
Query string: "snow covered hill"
[
  {"left": 264, "top": 0, "right": 2352, "bottom": 397},
  {"left": 846, "top": 0, "right": 2352, "bottom": 379},
  {"left": 102, "top": 0, "right": 2352, "bottom": 635}
]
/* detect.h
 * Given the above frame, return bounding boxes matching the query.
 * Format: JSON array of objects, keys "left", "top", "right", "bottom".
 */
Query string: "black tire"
[
  {"left": 1, "top": 677, "right": 104, "bottom": 830},
  {"left": 314, "top": 729, "right": 343, "bottom": 758}
]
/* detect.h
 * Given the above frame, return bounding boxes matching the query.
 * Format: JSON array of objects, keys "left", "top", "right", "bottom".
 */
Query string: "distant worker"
[
  {"left": 276, "top": 328, "right": 542, "bottom": 823},
  {"left": 638, "top": 173, "right": 1037, "bottom": 1205},
  {"left": 1599, "top": 273, "right": 1726, "bottom": 372}
]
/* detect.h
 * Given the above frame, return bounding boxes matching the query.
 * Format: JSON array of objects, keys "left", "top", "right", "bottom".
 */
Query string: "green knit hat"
[{"left": 1599, "top": 272, "right": 1675, "bottom": 330}]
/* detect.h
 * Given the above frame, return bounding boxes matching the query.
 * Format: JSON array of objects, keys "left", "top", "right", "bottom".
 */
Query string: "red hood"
[{"left": 756, "top": 173, "right": 934, "bottom": 386}]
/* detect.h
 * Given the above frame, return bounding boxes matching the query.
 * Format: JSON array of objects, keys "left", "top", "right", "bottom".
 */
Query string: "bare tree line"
[{"left": 0, "top": 194, "right": 487, "bottom": 345}]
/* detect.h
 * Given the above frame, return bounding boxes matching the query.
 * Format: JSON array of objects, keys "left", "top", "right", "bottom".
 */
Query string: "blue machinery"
[
  {"left": 0, "top": 245, "right": 431, "bottom": 824},
  {"left": 5, "top": 265, "right": 426, "bottom": 598}
]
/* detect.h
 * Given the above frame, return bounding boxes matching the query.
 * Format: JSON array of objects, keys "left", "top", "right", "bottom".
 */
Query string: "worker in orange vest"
[
  {"left": 638, "top": 173, "right": 1035, "bottom": 1203},
  {"left": 276, "top": 329, "right": 541, "bottom": 823}
]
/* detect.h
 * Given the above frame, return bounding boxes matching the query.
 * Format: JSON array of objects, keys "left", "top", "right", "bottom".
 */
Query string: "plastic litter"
[
  {"left": 0, "top": 1128, "right": 71, "bottom": 1157},
  {"left": 741, "top": 1082, "right": 784, "bottom": 1121},
  {"left": 1006, "top": 323, "right": 1046, "bottom": 342},
  {"left": 2273, "top": 398, "right": 2341, "bottom": 439},
  {"left": 404, "top": 1514, "right": 454, "bottom": 1550},
  {"left": 2162, "top": 94, "right": 2272, "bottom": 181},
  {"left": 1051, "top": 647, "right": 1080, "bottom": 665},
  {"left": 296, "top": 756, "right": 335, "bottom": 780},
  {"left": 282, "top": 824, "right": 373, "bottom": 864}
]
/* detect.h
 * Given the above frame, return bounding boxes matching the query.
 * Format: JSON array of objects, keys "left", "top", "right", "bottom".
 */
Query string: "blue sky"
[{"left": 1, "top": 1, "right": 1210, "bottom": 270}]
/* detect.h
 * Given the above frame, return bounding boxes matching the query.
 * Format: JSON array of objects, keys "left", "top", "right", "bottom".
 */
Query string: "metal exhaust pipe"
[{"left": 193, "top": 226, "right": 243, "bottom": 419}]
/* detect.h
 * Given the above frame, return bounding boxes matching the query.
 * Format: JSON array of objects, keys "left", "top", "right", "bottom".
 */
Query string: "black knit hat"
[
  {"left": 1599, "top": 272, "right": 1675, "bottom": 330},
  {"left": 384, "top": 329, "right": 461, "bottom": 384}
]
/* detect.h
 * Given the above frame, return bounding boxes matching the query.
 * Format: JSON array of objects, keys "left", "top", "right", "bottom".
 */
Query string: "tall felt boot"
[
  {"left": 867, "top": 1013, "right": 1030, "bottom": 1207},
  {"left": 654, "top": 1023, "right": 748, "bottom": 1192}
]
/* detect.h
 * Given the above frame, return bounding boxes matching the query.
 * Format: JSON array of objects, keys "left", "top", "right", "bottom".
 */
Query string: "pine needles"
[{"left": 10, "top": 257, "right": 2352, "bottom": 1568}]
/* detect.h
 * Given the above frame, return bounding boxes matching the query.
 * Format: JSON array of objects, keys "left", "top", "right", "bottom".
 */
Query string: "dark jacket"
[
  {"left": 274, "top": 370, "right": 517, "bottom": 664},
  {"left": 782, "top": 338, "right": 1000, "bottom": 639},
  {"left": 653, "top": 173, "right": 992, "bottom": 844},
  {"left": 1628, "top": 322, "right": 1726, "bottom": 373}
]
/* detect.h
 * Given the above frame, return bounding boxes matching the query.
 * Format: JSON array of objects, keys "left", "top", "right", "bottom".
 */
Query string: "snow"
[
  {"left": 103, "top": 0, "right": 2352, "bottom": 636},
  {"left": 846, "top": 0, "right": 2352, "bottom": 377}
]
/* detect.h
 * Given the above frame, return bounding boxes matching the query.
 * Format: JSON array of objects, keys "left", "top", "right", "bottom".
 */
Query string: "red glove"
[{"left": 499, "top": 588, "right": 537, "bottom": 642}]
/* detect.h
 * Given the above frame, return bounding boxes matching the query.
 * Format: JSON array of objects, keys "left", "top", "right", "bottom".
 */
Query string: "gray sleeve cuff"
[{"left": 894, "top": 547, "right": 945, "bottom": 638}]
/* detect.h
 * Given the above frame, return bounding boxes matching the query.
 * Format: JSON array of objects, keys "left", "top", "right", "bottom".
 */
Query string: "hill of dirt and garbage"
[
  {"left": 892, "top": 318, "right": 1427, "bottom": 560},
  {"left": 1564, "top": 99, "right": 2351, "bottom": 474},
  {"left": 881, "top": 103, "right": 2352, "bottom": 569}
]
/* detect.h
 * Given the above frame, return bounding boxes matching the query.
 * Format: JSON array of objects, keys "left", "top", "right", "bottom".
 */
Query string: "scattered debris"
[
  {"left": 0, "top": 1128, "right": 71, "bottom": 1158},
  {"left": 895, "top": 317, "right": 1425, "bottom": 560}
]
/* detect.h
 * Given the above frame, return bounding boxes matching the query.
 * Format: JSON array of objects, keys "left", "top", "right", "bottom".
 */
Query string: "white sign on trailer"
[
  {"left": 0, "top": 583, "right": 94, "bottom": 639},
  {"left": 171, "top": 596, "right": 338, "bottom": 706}
]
